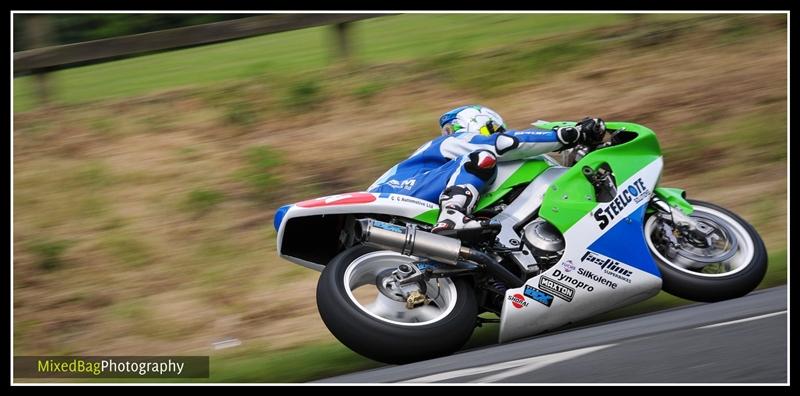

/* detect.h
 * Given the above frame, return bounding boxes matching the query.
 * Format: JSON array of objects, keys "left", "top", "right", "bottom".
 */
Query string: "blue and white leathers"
[{"left": 367, "top": 128, "right": 565, "bottom": 203}]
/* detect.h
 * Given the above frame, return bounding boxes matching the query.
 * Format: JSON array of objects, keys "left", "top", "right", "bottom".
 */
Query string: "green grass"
[
  {"left": 421, "top": 38, "right": 598, "bottom": 93},
  {"left": 14, "top": 14, "right": 646, "bottom": 112}
]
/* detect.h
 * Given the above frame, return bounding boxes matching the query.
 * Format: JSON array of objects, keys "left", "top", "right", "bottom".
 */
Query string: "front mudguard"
[{"left": 653, "top": 187, "right": 694, "bottom": 215}]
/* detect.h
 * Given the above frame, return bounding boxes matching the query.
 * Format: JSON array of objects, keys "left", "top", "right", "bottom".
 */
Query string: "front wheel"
[
  {"left": 317, "top": 245, "right": 478, "bottom": 364},
  {"left": 645, "top": 199, "right": 767, "bottom": 302}
]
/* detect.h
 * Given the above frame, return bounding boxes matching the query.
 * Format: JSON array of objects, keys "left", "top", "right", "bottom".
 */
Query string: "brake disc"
[{"left": 674, "top": 212, "right": 739, "bottom": 264}]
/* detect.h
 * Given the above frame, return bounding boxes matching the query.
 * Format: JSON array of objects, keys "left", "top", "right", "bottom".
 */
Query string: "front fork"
[
  {"left": 650, "top": 187, "right": 701, "bottom": 242},
  {"left": 648, "top": 188, "right": 739, "bottom": 267},
  {"left": 652, "top": 187, "right": 694, "bottom": 216}
]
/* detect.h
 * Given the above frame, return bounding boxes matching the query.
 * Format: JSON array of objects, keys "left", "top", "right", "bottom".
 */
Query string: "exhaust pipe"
[
  {"left": 356, "top": 219, "right": 524, "bottom": 287},
  {"left": 458, "top": 247, "right": 524, "bottom": 288},
  {"left": 356, "top": 219, "right": 461, "bottom": 265}
]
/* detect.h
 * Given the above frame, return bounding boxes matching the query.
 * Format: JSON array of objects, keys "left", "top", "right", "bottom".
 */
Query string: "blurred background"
[{"left": 13, "top": 13, "right": 787, "bottom": 382}]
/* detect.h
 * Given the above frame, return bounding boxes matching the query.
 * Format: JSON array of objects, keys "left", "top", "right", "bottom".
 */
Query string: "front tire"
[
  {"left": 317, "top": 245, "right": 478, "bottom": 364},
  {"left": 645, "top": 199, "right": 768, "bottom": 302}
]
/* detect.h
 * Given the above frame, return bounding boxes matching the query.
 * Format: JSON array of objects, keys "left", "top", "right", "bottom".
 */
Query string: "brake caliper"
[{"left": 406, "top": 290, "right": 428, "bottom": 310}]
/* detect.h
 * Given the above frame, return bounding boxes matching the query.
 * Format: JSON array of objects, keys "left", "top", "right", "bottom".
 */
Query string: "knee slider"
[{"left": 465, "top": 150, "right": 497, "bottom": 181}]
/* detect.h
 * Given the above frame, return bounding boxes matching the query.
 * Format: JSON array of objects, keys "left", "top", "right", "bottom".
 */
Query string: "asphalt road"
[{"left": 319, "top": 286, "right": 788, "bottom": 384}]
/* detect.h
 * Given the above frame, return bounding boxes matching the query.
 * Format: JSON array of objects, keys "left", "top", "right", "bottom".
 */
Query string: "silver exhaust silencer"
[
  {"left": 356, "top": 218, "right": 525, "bottom": 287},
  {"left": 356, "top": 219, "right": 461, "bottom": 265}
]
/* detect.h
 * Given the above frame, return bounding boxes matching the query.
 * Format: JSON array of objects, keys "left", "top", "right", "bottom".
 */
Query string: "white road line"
[
  {"left": 696, "top": 311, "right": 787, "bottom": 329},
  {"left": 402, "top": 344, "right": 616, "bottom": 383}
]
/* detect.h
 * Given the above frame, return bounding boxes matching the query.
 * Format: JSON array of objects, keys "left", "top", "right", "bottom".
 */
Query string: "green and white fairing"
[{"left": 497, "top": 122, "right": 678, "bottom": 341}]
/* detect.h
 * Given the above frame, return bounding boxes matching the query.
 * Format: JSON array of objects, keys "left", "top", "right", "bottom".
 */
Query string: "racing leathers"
[{"left": 368, "top": 126, "right": 582, "bottom": 233}]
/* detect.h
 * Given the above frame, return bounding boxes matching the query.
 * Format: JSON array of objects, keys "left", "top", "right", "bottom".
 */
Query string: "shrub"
[
  {"left": 183, "top": 188, "right": 225, "bottom": 215},
  {"left": 283, "top": 80, "right": 323, "bottom": 110},
  {"left": 352, "top": 82, "right": 385, "bottom": 103},
  {"left": 236, "top": 146, "right": 283, "bottom": 200},
  {"left": 27, "top": 238, "right": 73, "bottom": 271}
]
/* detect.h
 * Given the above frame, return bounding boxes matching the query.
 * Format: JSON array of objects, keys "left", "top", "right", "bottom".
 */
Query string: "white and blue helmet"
[{"left": 439, "top": 105, "right": 506, "bottom": 136}]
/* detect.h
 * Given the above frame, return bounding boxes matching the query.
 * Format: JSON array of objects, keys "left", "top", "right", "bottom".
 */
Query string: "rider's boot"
[{"left": 431, "top": 184, "right": 487, "bottom": 235}]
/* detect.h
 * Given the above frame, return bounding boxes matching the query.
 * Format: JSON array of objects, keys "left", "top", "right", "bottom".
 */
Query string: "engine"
[{"left": 521, "top": 218, "right": 565, "bottom": 270}]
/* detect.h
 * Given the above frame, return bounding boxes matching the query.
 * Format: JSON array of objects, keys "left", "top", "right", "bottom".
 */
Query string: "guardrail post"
[
  {"left": 333, "top": 21, "right": 351, "bottom": 60},
  {"left": 26, "top": 15, "right": 54, "bottom": 105},
  {"left": 32, "top": 69, "right": 52, "bottom": 105}
]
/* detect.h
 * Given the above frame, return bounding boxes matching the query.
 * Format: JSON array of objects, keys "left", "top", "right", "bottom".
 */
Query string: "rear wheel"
[
  {"left": 317, "top": 245, "right": 479, "bottom": 364},
  {"left": 645, "top": 199, "right": 767, "bottom": 302}
]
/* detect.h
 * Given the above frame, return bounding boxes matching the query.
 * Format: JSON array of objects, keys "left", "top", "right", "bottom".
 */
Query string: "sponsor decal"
[
  {"left": 538, "top": 276, "right": 575, "bottom": 302},
  {"left": 372, "top": 221, "right": 406, "bottom": 234},
  {"left": 388, "top": 195, "right": 437, "bottom": 208},
  {"left": 562, "top": 259, "right": 576, "bottom": 272},
  {"left": 508, "top": 293, "right": 528, "bottom": 309},
  {"left": 581, "top": 250, "right": 633, "bottom": 283},
  {"left": 593, "top": 178, "right": 651, "bottom": 230},
  {"left": 523, "top": 285, "right": 554, "bottom": 307},
  {"left": 296, "top": 192, "right": 376, "bottom": 208},
  {"left": 575, "top": 268, "right": 618, "bottom": 289},
  {"left": 552, "top": 269, "right": 597, "bottom": 292},
  {"left": 415, "top": 261, "right": 444, "bottom": 271},
  {"left": 514, "top": 130, "right": 552, "bottom": 137},
  {"left": 386, "top": 178, "right": 417, "bottom": 190}
]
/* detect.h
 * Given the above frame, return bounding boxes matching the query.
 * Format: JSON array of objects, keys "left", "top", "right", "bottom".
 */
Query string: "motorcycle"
[{"left": 273, "top": 121, "right": 768, "bottom": 364}]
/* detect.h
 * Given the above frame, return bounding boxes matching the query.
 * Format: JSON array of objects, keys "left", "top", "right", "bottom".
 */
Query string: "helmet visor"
[{"left": 441, "top": 123, "right": 463, "bottom": 136}]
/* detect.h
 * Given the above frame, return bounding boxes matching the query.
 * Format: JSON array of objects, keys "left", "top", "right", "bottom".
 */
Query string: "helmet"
[{"left": 439, "top": 105, "right": 506, "bottom": 136}]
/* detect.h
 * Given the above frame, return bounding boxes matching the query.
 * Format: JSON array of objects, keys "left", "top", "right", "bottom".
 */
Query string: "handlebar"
[
  {"left": 594, "top": 127, "right": 626, "bottom": 149},
  {"left": 561, "top": 126, "right": 627, "bottom": 166}
]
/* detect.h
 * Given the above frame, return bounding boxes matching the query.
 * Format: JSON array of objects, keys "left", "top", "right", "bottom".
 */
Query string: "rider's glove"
[
  {"left": 575, "top": 117, "right": 606, "bottom": 146},
  {"left": 555, "top": 117, "right": 606, "bottom": 149},
  {"left": 555, "top": 126, "right": 580, "bottom": 148}
]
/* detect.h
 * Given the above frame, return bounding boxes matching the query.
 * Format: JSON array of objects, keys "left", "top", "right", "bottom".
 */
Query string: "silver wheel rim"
[
  {"left": 645, "top": 204, "right": 756, "bottom": 278},
  {"left": 343, "top": 251, "right": 458, "bottom": 327}
]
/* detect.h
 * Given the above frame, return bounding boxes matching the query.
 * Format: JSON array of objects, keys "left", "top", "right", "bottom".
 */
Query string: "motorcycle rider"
[{"left": 368, "top": 105, "right": 607, "bottom": 234}]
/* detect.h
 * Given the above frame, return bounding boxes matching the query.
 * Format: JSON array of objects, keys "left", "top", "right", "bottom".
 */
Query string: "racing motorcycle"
[{"left": 273, "top": 121, "right": 768, "bottom": 364}]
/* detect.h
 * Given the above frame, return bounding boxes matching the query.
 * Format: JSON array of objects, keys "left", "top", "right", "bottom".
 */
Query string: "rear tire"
[
  {"left": 646, "top": 199, "right": 767, "bottom": 302},
  {"left": 317, "top": 245, "right": 478, "bottom": 364}
]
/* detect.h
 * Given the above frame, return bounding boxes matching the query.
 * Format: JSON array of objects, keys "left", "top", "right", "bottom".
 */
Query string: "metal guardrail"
[
  {"left": 14, "top": 14, "right": 390, "bottom": 72},
  {"left": 13, "top": 13, "right": 394, "bottom": 104}
]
